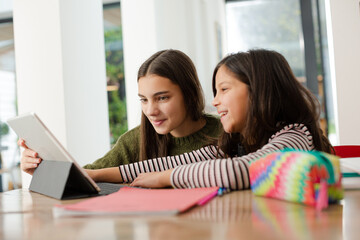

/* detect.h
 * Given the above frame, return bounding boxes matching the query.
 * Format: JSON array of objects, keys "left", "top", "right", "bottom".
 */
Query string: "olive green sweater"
[{"left": 83, "top": 114, "right": 222, "bottom": 169}]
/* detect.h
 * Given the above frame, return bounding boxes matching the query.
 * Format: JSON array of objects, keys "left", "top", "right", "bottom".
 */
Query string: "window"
[
  {"left": 0, "top": 2, "right": 128, "bottom": 191},
  {"left": 103, "top": 3, "right": 127, "bottom": 145},
  {"left": 0, "top": 20, "right": 19, "bottom": 191},
  {"left": 225, "top": 0, "right": 334, "bottom": 141},
  {"left": 226, "top": 0, "right": 305, "bottom": 81}
]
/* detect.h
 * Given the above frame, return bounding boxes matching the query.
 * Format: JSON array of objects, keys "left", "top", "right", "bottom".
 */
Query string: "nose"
[
  {"left": 144, "top": 101, "right": 159, "bottom": 116},
  {"left": 212, "top": 93, "right": 220, "bottom": 107}
]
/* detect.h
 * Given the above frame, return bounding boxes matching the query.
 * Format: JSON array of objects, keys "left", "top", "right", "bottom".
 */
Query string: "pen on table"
[
  {"left": 198, "top": 187, "right": 231, "bottom": 206},
  {"left": 217, "top": 187, "right": 229, "bottom": 196}
]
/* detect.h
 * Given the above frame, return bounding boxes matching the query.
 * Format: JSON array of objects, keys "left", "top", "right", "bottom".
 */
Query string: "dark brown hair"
[
  {"left": 138, "top": 49, "right": 205, "bottom": 160},
  {"left": 212, "top": 49, "right": 332, "bottom": 155}
]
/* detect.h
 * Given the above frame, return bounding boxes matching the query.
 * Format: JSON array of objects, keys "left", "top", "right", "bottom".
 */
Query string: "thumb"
[{"left": 17, "top": 138, "right": 29, "bottom": 149}]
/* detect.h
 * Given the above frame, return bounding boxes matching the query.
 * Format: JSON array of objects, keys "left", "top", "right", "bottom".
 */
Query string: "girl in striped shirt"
[{"left": 86, "top": 49, "right": 333, "bottom": 190}]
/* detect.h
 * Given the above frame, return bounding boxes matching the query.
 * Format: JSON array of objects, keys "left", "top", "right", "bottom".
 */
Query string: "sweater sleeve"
[
  {"left": 83, "top": 127, "right": 140, "bottom": 169},
  {"left": 119, "top": 124, "right": 314, "bottom": 190}
]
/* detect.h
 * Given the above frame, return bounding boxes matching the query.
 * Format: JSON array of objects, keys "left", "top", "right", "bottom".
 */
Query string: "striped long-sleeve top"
[{"left": 119, "top": 123, "right": 314, "bottom": 190}]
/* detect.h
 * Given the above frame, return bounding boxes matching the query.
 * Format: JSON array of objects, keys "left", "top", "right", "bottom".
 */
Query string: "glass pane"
[
  {"left": 317, "top": 0, "right": 336, "bottom": 144},
  {"left": 225, "top": 0, "right": 331, "bottom": 138},
  {"left": 103, "top": 4, "right": 127, "bottom": 145},
  {"left": 226, "top": 0, "right": 305, "bottom": 81},
  {"left": 226, "top": 0, "right": 305, "bottom": 80},
  {"left": 0, "top": 21, "right": 21, "bottom": 191}
]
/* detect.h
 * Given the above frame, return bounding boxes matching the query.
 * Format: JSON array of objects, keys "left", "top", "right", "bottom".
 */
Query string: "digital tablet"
[{"left": 7, "top": 112, "right": 103, "bottom": 198}]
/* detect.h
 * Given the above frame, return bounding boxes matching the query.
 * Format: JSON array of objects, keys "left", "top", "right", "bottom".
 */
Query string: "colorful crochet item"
[{"left": 249, "top": 149, "right": 343, "bottom": 210}]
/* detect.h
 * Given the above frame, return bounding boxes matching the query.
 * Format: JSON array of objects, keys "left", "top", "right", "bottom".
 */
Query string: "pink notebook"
[{"left": 53, "top": 187, "right": 219, "bottom": 217}]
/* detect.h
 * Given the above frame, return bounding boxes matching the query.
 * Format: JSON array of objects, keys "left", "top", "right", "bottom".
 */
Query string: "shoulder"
[
  {"left": 110, "top": 125, "right": 140, "bottom": 157},
  {"left": 203, "top": 114, "right": 222, "bottom": 135},
  {"left": 204, "top": 113, "right": 220, "bottom": 124},
  {"left": 268, "top": 123, "right": 314, "bottom": 150},
  {"left": 86, "top": 126, "right": 141, "bottom": 168},
  {"left": 115, "top": 125, "right": 140, "bottom": 143},
  {"left": 202, "top": 113, "right": 222, "bottom": 137},
  {"left": 240, "top": 124, "right": 315, "bottom": 163},
  {"left": 271, "top": 123, "right": 312, "bottom": 139}
]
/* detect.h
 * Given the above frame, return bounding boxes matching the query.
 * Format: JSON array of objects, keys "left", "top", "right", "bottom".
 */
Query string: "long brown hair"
[
  {"left": 212, "top": 49, "right": 332, "bottom": 156},
  {"left": 138, "top": 49, "right": 205, "bottom": 160}
]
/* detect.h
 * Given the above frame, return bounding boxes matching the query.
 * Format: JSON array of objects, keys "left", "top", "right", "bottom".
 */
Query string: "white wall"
[
  {"left": 121, "top": 0, "right": 226, "bottom": 129},
  {"left": 326, "top": 0, "right": 360, "bottom": 145},
  {"left": 13, "top": 0, "right": 110, "bottom": 187}
]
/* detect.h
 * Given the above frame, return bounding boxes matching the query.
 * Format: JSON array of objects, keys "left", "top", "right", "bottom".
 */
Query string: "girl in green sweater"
[{"left": 19, "top": 49, "right": 222, "bottom": 175}]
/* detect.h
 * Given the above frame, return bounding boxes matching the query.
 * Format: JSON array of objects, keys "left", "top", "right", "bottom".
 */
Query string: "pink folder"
[{"left": 54, "top": 187, "right": 219, "bottom": 217}]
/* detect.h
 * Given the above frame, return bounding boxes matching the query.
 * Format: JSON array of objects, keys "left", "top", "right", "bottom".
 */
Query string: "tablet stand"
[{"left": 29, "top": 160, "right": 98, "bottom": 199}]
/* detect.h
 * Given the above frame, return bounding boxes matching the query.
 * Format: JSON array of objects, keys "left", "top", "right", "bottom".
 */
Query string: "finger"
[
  {"left": 130, "top": 178, "right": 140, "bottom": 187},
  {"left": 22, "top": 149, "right": 39, "bottom": 158},
  {"left": 21, "top": 162, "right": 39, "bottom": 171},
  {"left": 129, "top": 179, "right": 136, "bottom": 186},
  {"left": 17, "top": 138, "right": 29, "bottom": 149},
  {"left": 22, "top": 156, "right": 41, "bottom": 164},
  {"left": 130, "top": 182, "right": 141, "bottom": 187}
]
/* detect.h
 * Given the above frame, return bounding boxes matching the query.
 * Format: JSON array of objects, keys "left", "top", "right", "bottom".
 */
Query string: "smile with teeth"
[{"left": 219, "top": 112, "right": 227, "bottom": 117}]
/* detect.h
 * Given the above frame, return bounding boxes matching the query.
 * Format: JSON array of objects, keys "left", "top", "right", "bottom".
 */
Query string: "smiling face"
[
  {"left": 212, "top": 65, "right": 250, "bottom": 134},
  {"left": 138, "top": 74, "right": 193, "bottom": 137}
]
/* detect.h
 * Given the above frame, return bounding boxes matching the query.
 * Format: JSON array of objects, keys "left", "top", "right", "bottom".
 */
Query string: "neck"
[{"left": 170, "top": 117, "right": 206, "bottom": 138}]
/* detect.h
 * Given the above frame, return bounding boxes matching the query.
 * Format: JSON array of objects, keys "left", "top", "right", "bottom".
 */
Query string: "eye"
[
  {"left": 216, "top": 85, "right": 229, "bottom": 93},
  {"left": 220, "top": 88, "right": 228, "bottom": 92},
  {"left": 158, "top": 96, "right": 169, "bottom": 101},
  {"left": 139, "top": 98, "right": 147, "bottom": 103}
]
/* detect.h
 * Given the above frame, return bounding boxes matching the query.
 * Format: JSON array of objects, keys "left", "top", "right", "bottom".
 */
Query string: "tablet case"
[
  {"left": 7, "top": 112, "right": 102, "bottom": 200},
  {"left": 30, "top": 160, "right": 99, "bottom": 200},
  {"left": 7, "top": 113, "right": 124, "bottom": 199}
]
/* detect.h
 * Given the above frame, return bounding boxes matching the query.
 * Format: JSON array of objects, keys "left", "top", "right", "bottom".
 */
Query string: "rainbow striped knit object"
[{"left": 249, "top": 149, "right": 343, "bottom": 210}]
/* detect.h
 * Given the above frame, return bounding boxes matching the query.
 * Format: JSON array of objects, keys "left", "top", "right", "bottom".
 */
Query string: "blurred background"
[{"left": 0, "top": 0, "right": 358, "bottom": 191}]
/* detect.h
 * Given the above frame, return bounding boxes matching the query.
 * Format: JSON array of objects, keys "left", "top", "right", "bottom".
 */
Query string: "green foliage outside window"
[
  {"left": 0, "top": 122, "right": 9, "bottom": 136},
  {"left": 108, "top": 91, "right": 127, "bottom": 145},
  {"left": 104, "top": 27, "right": 127, "bottom": 145}
]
